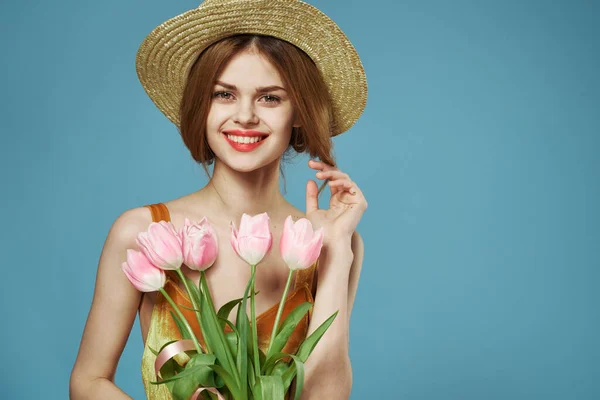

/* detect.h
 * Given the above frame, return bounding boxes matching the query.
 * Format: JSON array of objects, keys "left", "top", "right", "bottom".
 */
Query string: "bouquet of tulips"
[{"left": 122, "top": 212, "right": 337, "bottom": 400}]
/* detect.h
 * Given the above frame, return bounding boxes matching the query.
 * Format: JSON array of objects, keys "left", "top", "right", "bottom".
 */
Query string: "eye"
[
  {"left": 261, "top": 95, "right": 281, "bottom": 104},
  {"left": 213, "top": 91, "right": 234, "bottom": 100}
]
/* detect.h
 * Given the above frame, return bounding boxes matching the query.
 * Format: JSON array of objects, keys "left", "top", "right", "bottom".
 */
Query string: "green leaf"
[
  {"left": 235, "top": 272, "right": 254, "bottom": 399},
  {"left": 208, "top": 364, "right": 242, "bottom": 400},
  {"left": 178, "top": 304, "right": 201, "bottom": 313},
  {"left": 171, "top": 354, "right": 218, "bottom": 400},
  {"left": 280, "top": 355, "right": 305, "bottom": 400},
  {"left": 182, "top": 274, "right": 203, "bottom": 308},
  {"left": 271, "top": 361, "right": 288, "bottom": 377},
  {"left": 266, "top": 302, "right": 313, "bottom": 360},
  {"left": 199, "top": 272, "right": 241, "bottom": 391},
  {"left": 148, "top": 345, "right": 159, "bottom": 356},
  {"left": 277, "top": 312, "right": 338, "bottom": 399},
  {"left": 296, "top": 311, "right": 338, "bottom": 362},
  {"left": 169, "top": 310, "right": 193, "bottom": 340},
  {"left": 218, "top": 316, "right": 239, "bottom": 336},
  {"left": 245, "top": 338, "right": 266, "bottom": 400},
  {"left": 253, "top": 375, "right": 285, "bottom": 400},
  {"left": 215, "top": 291, "right": 260, "bottom": 330},
  {"left": 217, "top": 297, "right": 243, "bottom": 330},
  {"left": 225, "top": 331, "right": 238, "bottom": 359},
  {"left": 215, "top": 373, "right": 225, "bottom": 389},
  {"left": 200, "top": 291, "right": 235, "bottom": 373},
  {"left": 244, "top": 328, "right": 265, "bottom": 365},
  {"left": 258, "top": 347, "right": 266, "bottom": 371},
  {"left": 248, "top": 354, "right": 257, "bottom": 398},
  {"left": 262, "top": 352, "right": 289, "bottom": 376},
  {"left": 220, "top": 316, "right": 241, "bottom": 361},
  {"left": 150, "top": 353, "right": 216, "bottom": 385}
]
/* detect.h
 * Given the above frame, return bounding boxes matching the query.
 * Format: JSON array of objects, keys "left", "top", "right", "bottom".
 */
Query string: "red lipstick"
[{"left": 222, "top": 129, "right": 268, "bottom": 152}]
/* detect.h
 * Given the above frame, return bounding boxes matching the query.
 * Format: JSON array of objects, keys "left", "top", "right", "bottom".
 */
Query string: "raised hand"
[{"left": 305, "top": 159, "right": 368, "bottom": 249}]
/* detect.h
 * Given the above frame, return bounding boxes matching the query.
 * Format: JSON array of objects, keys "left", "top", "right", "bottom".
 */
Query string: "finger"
[
  {"left": 339, "top": 188, "right": 368, "bottom": 209},
  {"left": 309, "top": 159, "right": 338, "bottom": 173},
  {"left": 306, "top": 179, "right": 319, "bottom": 213},
  {"left": 328, "top": 179, "right": 356, "bottom": 194},
  {"left": 331, "top": 180, "right": 368, "bottom": 203},
  {"left": 337, "top": 183, "right": 368, "bottom": 209},
  {"left": 316, "top": 170, "right": 350, "bottom": 181}
]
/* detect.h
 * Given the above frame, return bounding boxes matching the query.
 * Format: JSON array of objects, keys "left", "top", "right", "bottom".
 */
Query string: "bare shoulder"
[
  {"left": 109, "top": 206, "right": 155, "bottom": 247},
  {"left": 70, "top": 205, "right": 153, "bottom": 391},
  {"left": 100, "top": 205, "right": 157, "bottom": 264}
]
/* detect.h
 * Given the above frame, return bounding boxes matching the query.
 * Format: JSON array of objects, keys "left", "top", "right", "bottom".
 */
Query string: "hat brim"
[{"left": 136, "top": 0, "right": 367, "bottom": 136}]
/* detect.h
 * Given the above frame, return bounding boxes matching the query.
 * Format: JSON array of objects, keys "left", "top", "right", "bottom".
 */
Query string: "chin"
[
  {"left": 221, "top": 153, "right": 282, "bottom": 173},
  {"left": 227, "top": 162, "right": 264, "bottom": 173}
]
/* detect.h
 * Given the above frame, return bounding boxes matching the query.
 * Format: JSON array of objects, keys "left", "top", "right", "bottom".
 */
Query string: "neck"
[{"left": 199, "top": 157, "right": 286, "bottom": 221}]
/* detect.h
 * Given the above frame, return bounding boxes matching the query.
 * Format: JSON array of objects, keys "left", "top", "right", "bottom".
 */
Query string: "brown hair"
[{"left": 179, "top": 34, "right": 336, "bottom": 197}]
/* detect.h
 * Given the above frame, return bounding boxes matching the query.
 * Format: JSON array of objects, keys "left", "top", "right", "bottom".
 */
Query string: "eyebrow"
[{"left": 215, "top": 80, "right": 287, "bottom": 93}]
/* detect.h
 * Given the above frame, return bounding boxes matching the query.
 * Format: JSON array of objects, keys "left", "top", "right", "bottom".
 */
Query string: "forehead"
[{"left": 217, "top": 50, "right": 284, "bottom": 87}]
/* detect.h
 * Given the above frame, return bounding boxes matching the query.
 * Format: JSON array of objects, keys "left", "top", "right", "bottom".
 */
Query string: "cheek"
[
  {"left": 206, "top": 105, "right": 223, "bottom": 129},
  {"left": 261, "top": 107, "right": 295, "bottom": 129}
]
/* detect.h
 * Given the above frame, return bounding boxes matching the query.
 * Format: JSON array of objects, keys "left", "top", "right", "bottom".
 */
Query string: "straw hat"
[{"left": 136, "top": 0, "right": 367, "bottom": 136}]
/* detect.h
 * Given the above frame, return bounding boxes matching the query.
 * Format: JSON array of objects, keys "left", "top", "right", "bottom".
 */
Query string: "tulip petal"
[
  {"left": 121, "top": 249, "right": 166, "bottom": 292},
  {"left": 181, "top": 217, "right": 219, "bottom": 271},
  {"left": 293, "top": 219, "right": 314, "bottom": 244},
  {"left": 280, "top": 216, "right": 324, "bottom": 270},
  {"left": 136, "top": 221, "right": 183, "bottom": 270},
  {"left": 230, "top": 213, "right": 272, "bottom": 265}
]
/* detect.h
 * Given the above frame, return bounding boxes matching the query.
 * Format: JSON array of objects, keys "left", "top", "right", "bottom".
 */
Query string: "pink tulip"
[
  {"left": 121, "top": 249, "right": 166, "bottom": 292},
  {"left": 136, "top": 221, "right": 183, "bottom": 270},
  {"left": 230, "top": 212, "right": 273, "bottom": 266},
  {"left": 280, "top": 215, "right": 324, "bottom": 270},
  {"left": 180, "top": 217, "right": 219, "bottom": 271}
]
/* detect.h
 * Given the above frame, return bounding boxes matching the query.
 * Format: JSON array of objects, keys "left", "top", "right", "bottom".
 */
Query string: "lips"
[{"left": 223, "top": 130, "right": 268, "bottom": 152}]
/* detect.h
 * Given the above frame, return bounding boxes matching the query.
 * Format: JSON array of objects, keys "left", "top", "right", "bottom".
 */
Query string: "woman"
[{"left": 70, "top": 1, "right": 368, "bottom": 399}]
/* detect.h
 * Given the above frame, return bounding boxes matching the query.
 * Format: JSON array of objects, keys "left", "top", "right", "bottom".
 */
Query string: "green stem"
[
  {"left": 201, "top": 271, "right": 216, "bottom": 311},
  {"left": 250, "top": 264, "right": 261, "bottom": 378},
  {"left": 158, "top": 287, "right": 202, "bottom": 354},
  {"left": 175, "top": 268, "right": 205, "bottom": 354},
  {"left": 266, "top": 269, "right": 294, "bottom": 357}
]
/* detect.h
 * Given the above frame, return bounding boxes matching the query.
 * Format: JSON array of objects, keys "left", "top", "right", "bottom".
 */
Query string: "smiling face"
[
  {"left": 179, "top": 35, "right": 336, "bottom": 184},
  {"left": 205, "top": 49, "right": 300, "bottom": 173}
]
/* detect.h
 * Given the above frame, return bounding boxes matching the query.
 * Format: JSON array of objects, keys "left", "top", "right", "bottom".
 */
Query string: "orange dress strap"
[{"left": 144, "top": 202, "right": 171, "bottom": 222}]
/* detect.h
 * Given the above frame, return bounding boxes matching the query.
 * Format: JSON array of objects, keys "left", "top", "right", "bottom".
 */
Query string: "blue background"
[{"left": 1, "top": 0, "right": 598, "bottom": 398}]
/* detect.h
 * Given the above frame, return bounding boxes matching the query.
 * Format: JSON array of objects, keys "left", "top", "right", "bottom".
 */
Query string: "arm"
[
  {"left": 299, "top": 230, "right": 365, "bottom": 400},
  {"left": 69, "top": 207, "right": 152, "bottom": 399}
]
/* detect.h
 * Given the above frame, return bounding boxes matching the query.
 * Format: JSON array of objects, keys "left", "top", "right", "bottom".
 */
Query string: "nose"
[{"left": 233, "top": 98, "right": 259, "bottom": 126}]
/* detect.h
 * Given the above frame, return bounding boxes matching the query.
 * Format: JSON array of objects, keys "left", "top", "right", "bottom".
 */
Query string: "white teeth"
[{"left": 226, "top": 134, "right": 264, "bottom": 144}]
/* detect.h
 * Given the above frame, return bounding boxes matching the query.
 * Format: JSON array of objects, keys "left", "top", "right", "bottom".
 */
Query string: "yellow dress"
[{"left": 141, "top": 203, "right": 318, "bottom": 399}]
